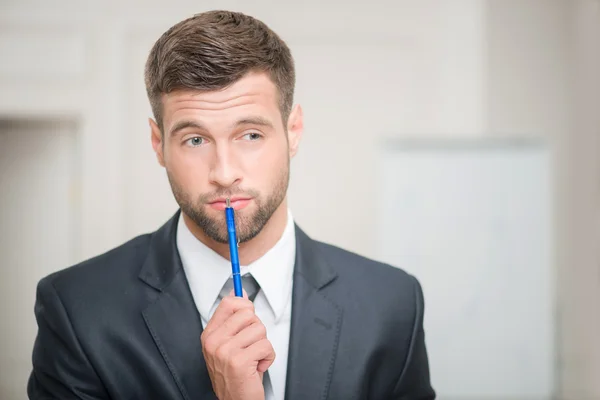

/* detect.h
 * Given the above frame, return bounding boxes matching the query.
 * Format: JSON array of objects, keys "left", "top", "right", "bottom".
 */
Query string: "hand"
[{"left": 201, "top": 290, "right": 275, "bottom": 400}]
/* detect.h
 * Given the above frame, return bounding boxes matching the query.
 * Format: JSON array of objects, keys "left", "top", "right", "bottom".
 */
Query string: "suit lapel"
[
  {"left": 137, "top": 213, "right": 343, "bottom": 400},
  {"left": 139, "top": 211, "right": 216, "bottom": 400},
  {"left": 284, "top": 226, "right": 343, "bottom": 400}
]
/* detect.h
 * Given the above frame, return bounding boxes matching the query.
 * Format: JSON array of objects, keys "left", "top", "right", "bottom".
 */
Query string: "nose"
[{"left": 208, "top": 143, "right": 242, "bottom": 188}]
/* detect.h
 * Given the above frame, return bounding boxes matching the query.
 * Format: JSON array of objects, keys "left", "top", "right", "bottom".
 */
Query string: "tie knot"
[
  {"left": 219, "top": 274, "right": 261, "bottom": 302},
  {"left": 241, "top": 274, "right": 260, "bottom": 302}
]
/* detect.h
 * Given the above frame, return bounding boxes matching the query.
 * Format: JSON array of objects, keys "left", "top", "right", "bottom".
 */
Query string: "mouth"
[{"left": 208, "top": 197, "right": 252, "bottom": 211}]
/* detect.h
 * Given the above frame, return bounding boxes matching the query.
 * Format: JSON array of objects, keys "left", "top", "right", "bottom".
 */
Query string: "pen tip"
[{"left": 226, "top": 197, "right": 230, "bottom": 207}]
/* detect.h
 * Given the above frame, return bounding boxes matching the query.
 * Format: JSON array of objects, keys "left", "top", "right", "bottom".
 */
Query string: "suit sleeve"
[
  {"left": 27, "top": 277, "right": 110, "bottom": 399},
  {"left": 393, "top": 275, "right": 436, "bottom": 400}
]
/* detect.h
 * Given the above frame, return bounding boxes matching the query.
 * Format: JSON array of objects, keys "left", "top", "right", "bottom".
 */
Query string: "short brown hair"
[{"left": 144, "top": 10, "right": 295, "bottom": 132}]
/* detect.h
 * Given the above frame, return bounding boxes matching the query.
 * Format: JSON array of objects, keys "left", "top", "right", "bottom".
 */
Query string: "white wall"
[
  {"left": 0, "top": 119, "right": 79, "bottom": 399},
  {"left": 485, "top": 1, "right": 600, "bottom": 398},
  {"left": 561, "top": 1, "right": 600, "bottom": 398},
  {"left": 0, "top": 0, "right": 597, "bottom": 398},
  {"left": 0, "top": 0, "right": 487, "bottom": 259},
  {"left": 377, "top": 139, "right": 556, "bottom": 399}
]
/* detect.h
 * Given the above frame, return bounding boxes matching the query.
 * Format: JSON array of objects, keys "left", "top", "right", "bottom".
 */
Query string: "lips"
[{"left": 208, "top": 198, "right": 252, "bottom": 211}]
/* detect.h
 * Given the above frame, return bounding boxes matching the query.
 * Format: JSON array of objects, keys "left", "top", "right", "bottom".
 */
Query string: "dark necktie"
[{"left": 218, "top": 274, "right": 274, "bottom": 399}]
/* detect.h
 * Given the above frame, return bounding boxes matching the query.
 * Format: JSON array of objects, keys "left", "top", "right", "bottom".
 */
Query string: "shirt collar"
[
  {"left": 177, "top": 209, "right": 296, "bottom": 323},
  {"left": 247, "top": 209, "right": 296, "bottom": 322}
]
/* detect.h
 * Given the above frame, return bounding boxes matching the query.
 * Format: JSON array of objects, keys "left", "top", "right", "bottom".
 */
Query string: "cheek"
[
  {"left": 165, "top": 144, "right": 210, "bottom": 184},
  {"left": 236, "top": 135, "right": 285, "bottom": 167},
  {"left": 244, "top": 144, "right": 288, "bottom": 182}
]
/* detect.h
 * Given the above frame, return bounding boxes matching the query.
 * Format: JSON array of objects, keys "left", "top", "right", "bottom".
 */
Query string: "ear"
[
  {"left": 150, "top": 118, "right": 165, "bottom": 167},
  {"left": 286, "top": 104, "right": 303, "bottom": 158}
]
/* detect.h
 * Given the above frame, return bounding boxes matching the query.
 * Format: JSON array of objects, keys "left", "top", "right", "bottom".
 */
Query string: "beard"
[{"left": 167, "top": 164, "right": 289, "bottom": 244}]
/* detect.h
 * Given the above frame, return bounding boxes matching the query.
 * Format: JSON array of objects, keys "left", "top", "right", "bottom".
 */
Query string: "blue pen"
[{"left": 225, "top": 198, "right": 243, "bottom": 297}]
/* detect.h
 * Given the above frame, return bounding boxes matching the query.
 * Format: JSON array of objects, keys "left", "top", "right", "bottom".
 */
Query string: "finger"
[
  {"left": 227, "top": 320, "right": 267, "bottom": 349},
  {"left": 257, "top": 358, "right": 273, "bottom": 374},
  {"left": 203, "top": 296, "right": 254, "bottom": 337},
  {"left": 245, "top": 338, "right": 276, "bottom": 373},
  {"left": 209, "top": 308, "right": 257, "bottom": 342}
]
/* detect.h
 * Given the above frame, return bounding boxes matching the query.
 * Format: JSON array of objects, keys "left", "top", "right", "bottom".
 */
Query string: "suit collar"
[
  {"left": 139, "top": 210, "right": 213, "bottom": 400},
  {"left": 292, "top": 224, "right": 338, "bottom": 290},
  {"left": 177, "top": 208, "right": 297, "bottom": 326},
  {"left": 284, "top": 225, "right": 343, "bottom": 400},
  {"left": 138, "top": 209, "right": 182, "bottom": 292},
  {"left": 138, "top": 210, "right": 343, "bottom": 400},
  {"left": 138, "top": 210, "right": 338, "bottom": 294}
]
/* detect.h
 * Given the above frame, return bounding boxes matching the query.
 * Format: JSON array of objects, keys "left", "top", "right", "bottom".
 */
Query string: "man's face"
[{"left": 151, "top": 72, "right": 302, "bottom": 244}]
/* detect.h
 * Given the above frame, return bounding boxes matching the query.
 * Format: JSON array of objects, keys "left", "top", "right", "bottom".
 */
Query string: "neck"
[{"left": 182, "top": 199, "right": 290, "bottom": 265}]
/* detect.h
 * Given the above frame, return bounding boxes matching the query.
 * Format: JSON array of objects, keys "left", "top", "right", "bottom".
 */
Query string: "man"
[{"left": 27, "top": 10, "right": 435, "bottom": 400}]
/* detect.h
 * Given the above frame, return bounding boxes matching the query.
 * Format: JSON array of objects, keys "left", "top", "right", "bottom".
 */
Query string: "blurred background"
[{"left": 0, "top": 0, "right": 598, "bottom": 399}]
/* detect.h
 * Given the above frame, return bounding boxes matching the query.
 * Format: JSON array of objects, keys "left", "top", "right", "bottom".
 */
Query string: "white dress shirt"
[{"left": 177, "top": 209, "right": 296, "bottom": 400}]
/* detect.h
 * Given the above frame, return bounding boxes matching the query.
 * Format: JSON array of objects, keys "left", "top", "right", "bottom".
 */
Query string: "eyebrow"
[
  {"left": 168, "top": 116, "right": 274, "bottom": 137},
  {"left": 169, "top": 120, "right": 207, "bottom": 137},
  {"left": 234, "top": 116, "right": 274, "bottom": 129}
]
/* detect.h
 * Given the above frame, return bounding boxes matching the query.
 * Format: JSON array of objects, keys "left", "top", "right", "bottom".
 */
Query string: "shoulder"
[
  {"left": 314, "top": 241, "right": 424, "bottom": 316},
  {"left": 38, "top": 233, "right": 153, "bottom": 301},
  {"left": 307, "top": 237, "right": 426, "bottom": 341},
  {"left": 313, "top": 239, "right": 421, "bottom": 297}
]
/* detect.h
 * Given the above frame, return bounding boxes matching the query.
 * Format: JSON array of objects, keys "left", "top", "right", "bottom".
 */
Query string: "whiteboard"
[{"left": 374, "top": 138, "right": 555, "bottom": 399}]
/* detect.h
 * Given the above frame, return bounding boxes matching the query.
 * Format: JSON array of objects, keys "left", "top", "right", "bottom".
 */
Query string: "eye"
[
  {"left": 242, "top": 132, "right": 262, "bottom": 141},
  {"left": 185, "top": 136, "right": 205, "bottom": 147}
]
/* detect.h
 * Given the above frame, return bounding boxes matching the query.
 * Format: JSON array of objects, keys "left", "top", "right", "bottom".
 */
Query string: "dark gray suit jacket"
[{"left": 28, "top": 211, "right": 435, "bottom": 399}]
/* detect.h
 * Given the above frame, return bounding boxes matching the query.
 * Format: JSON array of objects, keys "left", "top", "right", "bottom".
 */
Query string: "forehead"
[{"left": 161, "top": 72, "right": 281, "bottom": 128}]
